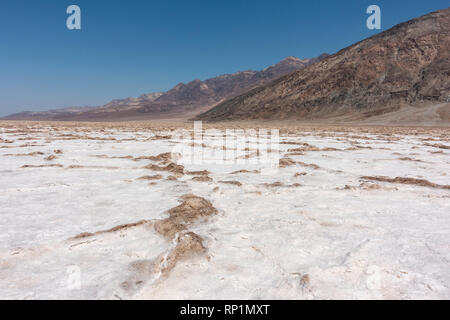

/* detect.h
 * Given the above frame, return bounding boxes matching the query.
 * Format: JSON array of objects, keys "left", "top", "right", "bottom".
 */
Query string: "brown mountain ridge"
[
  {"left": 196, "top": 8, "right": 450, "bottom": 123},
  {"left": 3, "top": 55, "right": 327, "bottom": 121}
]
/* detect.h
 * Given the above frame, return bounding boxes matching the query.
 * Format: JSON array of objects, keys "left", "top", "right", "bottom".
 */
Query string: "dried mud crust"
[
  {"left": 69, "top": 194, "right": 218, "bottom": 286},
  {"left": 153, "top": 232, "right": 206, "bottom": 276},
  {"left": 137, "top": 175, "right": 163, "bottom": 181},
  {"left": 218, "top": 180, "right": 242, "bottom": 186},
  {"left": 144, "top": 162, "right": 185, "bottom": 176},
  {"left": 149, "top": 195, "right": 218, "bottom": 278},
  {"left": 71, "top": 220, "right": 153, "bottom": 239},
  {"left": 4, "top": 151, "right": 44, "bottom": 156},
  {"left": 21, "top": 164, "right": 64, "bottom": 168},
  {"left": 191, "top": 176, "right": 213, "bottom": 182},
  {"left": 186, "top": 170, "right": 210, "bottom": 176},
  {"left": 136, "top": 152, "right": 181, "bottom": 163},
  {"left": 161, "top": 194, "right": 218, "bottom": 228}
]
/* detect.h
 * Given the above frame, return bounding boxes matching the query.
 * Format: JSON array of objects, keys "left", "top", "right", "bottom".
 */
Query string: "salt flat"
[{"left": 0, "top": 121, "right": 449, "bottom": 299}]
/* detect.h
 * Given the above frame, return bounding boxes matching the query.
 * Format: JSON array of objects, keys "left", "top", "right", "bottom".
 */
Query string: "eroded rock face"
[{"left": 197, "top": 8, "right": 450, "bottom": 121}]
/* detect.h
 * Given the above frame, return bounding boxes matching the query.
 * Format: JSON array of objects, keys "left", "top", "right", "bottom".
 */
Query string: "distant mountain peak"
[{"left": 281, "top": 56, "right": 306, "bottom": 63}]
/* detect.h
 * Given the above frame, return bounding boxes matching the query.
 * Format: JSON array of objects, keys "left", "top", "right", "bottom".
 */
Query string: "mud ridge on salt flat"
[{"left": 0, "top": 122, "right": 449, "bottom": 299}]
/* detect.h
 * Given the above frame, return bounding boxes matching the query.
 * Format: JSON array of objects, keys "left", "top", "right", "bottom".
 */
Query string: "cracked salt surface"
[{"left": 0, "top": 124, "right": 449, "bottom": 299}]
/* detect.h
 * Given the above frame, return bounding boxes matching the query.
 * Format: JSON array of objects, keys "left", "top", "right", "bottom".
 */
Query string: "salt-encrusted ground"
[{"left": 0, "top": 121, "right": 449, "bottom": 299}]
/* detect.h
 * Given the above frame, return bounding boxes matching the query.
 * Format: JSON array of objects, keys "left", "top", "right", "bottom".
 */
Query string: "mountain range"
[
  {"left": 197, "top": 7, "right": 450, "bottom": 123},
  {"left": 3, "top": 55, "right": 328, "bottom": 121}
]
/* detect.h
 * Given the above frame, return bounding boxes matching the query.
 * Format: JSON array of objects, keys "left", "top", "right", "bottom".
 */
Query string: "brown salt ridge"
[
  {"left": 288, "top": 146, "right": 340, "bottom": 152},
  {"left": 21, "top": 164, "right": 64, "bottom": 168},
  {"left": 262, "top": 182, "right": 284, "bottom": 188},
  {"left": 294, "top": 172, "right": 307, "bottom": 177},
  {"left": 71, "top": 220, "right": 152, "bottom": 239},
  {"left": 137, "top": 175, "right": 163, "bottom": 180},
  {"left": 149, "top": 135, "right": 171, "bottom": 140},
  {"left": 230, "top": 169, "right": 260, "bottom": 174},
  {"left": 218, "top": 180, "right": 242, "bottom": 186},
  {"left": 53, "top": 134, "right": 117, "bottom": 141},
  {"left": 136, "top": 152, "right": 181, "bottom": 163},
  {"left": 398, "top": 157, "right": 423, "bottom": 162},
  {"left": 145, "top": 162, "right": 184, "bottom": 175},
  {"left": 297, "top": 161, "right": 320, "bottom": 169},
  {"left": 279, "top": 157, "right": 296, "bottom": 168},
  {"left": 154, "top": 232, "right": 206, "bottom": 276},
  {"left": 66, "top": 165, "right": 120, "bottom": 169},
  {"left": 360, "top": 176, "right": 450, "bottom": 190},
  {"left": 93, "top": 152, "right": 181, "bottom": 163},
  {"left": 153, "top": 194, "right": 218, "bottom": 240},
  {"left": 424, "top": 143, "right": 450, "bottom": 150},
  {"left": 191, "top": 176, "right": 213, "bottom": 182},
  {"left": 166, "top": 194, "right": 218, "bottom": 223},
  {"left": 186, "top": 170, "right": 211, "bottom": 176},
  {"left": 94, "top": 154, "right": 134, "bottom": 160},
  {"left": 4, "top": 151, "right": 44, "bottom": 156},
  {"left": 152, "top": 195, "right": 218, "bottom": 276},
  {"left": 45, "top": 155, "right": 57, "bottom": 161}
]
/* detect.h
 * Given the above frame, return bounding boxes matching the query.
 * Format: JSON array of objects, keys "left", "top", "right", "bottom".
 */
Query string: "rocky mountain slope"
[
  {"left": 4, "top": 106, "right": 98, "bottom": 120},
  {"left": 197, "top": 8, "right": 450, "bottom": 122},
  {"left": 3, "top": 55, "right": 327, "bottom": 121}
]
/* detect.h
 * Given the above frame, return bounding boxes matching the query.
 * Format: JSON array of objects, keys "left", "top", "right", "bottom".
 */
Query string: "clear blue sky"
[{"left": 0, "top": 0, "right": 448, "bottom": 116}]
